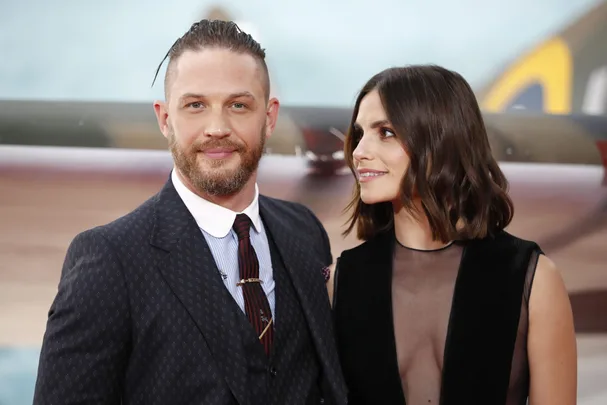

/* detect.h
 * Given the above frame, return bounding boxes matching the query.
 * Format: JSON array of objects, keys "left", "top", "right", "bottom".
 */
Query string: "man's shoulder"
[
  {"left": 259, "top": 194, "right": 316, "bottom": 221},
  {"left": 259, "top": 194, "right": 332, "bottom": 263},
  {"left": 75, "top": 191, "right": 159, "bottom": 247}
]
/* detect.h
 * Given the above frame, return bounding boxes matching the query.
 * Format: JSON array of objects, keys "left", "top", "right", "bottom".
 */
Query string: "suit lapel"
[
  {"left": 259, "top": 197, "right": 347, "bottom": 403},
  {"left": 149, "top": 179, "right": 250, "bottom": 405}
]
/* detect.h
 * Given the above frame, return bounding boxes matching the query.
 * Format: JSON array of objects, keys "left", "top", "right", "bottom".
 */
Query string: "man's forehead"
[
  {"left": 170, "top": 49, "right": 264, "bottom": 93},
  {"left": 176, "top": 48, "right": 258, "bottom": 70}
]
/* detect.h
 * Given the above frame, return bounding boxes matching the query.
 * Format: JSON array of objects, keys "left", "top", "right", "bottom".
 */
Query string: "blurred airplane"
[
  {"left": 1, "top": 3, "right": 607, "bottom": 349},
  {"left": 1, "top": 1, "right": 607, "bottom": 328},
  {"left": 1, "top": 2, "right": 606, "bottom": 176},
  {"left": 475, "top": 0, "right": 607, "bottom": 170}
]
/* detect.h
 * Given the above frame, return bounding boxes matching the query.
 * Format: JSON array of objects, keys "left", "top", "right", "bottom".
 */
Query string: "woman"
[{"left": 329, "top": 65, "right": 577, "bottom": 405}]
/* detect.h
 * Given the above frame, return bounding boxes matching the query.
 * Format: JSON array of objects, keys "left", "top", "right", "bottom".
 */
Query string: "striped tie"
[{"left": 232, "top": 213, "right": 273, "bottom": 356}]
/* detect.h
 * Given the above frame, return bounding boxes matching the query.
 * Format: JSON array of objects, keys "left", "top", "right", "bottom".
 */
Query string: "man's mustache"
[{"left": 194, "top": 138, "right": 245, "bottom": 153}]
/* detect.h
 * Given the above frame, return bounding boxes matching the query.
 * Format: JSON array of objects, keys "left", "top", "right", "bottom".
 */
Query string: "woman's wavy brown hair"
[{"left": 343, "top": 65, "right": 514, "bottom": 243}]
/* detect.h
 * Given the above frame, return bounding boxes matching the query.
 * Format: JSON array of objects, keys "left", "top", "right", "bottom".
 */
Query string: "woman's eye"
[{"left": 381, "top": 128, "right": 395, "bottom": 138}]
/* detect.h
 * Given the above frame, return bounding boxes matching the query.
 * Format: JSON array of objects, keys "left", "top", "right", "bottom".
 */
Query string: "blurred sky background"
[{"left": 0, "top": 0, "right": 603, "bottom": 106}]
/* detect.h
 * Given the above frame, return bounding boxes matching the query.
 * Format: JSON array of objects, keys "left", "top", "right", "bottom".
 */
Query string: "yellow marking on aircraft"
[{"left": 482, "top": 37, "right": 572, "bottom": 114}]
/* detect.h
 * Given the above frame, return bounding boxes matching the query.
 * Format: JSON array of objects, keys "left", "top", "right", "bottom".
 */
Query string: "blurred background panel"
[{"left": 1, "top": 1, "right": 606, "bottom": 404}]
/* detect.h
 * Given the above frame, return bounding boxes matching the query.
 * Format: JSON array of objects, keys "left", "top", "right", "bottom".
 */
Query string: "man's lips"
[{"left": 201, "top": 148, "right": 237, "bottom": 159}]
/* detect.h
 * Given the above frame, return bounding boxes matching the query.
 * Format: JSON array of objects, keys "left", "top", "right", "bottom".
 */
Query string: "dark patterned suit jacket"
[{"left": 33, "top": 178, "right": 347, "bottom": 405}]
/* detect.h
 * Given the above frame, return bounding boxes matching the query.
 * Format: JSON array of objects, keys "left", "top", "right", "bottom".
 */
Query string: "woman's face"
[{"left": 352, "top": 89, "right": 410, "bottom": 205}]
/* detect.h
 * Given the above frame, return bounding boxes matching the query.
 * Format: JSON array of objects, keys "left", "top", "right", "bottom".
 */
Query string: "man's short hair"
[{"left": 152, "top": 19, "right": 270, "bottom": 100}]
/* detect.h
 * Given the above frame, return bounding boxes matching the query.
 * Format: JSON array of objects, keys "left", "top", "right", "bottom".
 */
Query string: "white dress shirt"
[{"left": 171, "top": 169, "right": 276, "bottom": 318}]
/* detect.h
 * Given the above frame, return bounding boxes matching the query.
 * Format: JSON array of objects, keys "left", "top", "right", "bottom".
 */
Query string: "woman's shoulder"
[
  {"left": 473, "top": 229, "right": 543, "bottom": 256},
  {"left": 327, "top": 230, "right": 394, "bottom": 303},
  {"left": 339, "top": 229, "right": 394, "bottom": 263}
]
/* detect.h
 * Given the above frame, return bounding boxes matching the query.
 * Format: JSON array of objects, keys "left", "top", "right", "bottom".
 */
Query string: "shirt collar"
[{"left": 171, "top": 169, "right": 261, "bottom": 238}]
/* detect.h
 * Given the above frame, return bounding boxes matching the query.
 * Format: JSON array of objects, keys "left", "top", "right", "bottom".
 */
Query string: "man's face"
[{"left": 154, "top": 48, "right": 279, "bottom": 197}]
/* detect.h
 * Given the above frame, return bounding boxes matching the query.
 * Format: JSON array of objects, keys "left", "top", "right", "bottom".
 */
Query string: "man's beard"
[{"left": 168, "top": 127, "right": 266, "bottom": 197}]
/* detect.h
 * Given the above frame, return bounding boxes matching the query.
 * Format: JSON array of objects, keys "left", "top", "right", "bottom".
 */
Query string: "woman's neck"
[{"left": 393, "top": 200, "right": 452, "bottom": 251}]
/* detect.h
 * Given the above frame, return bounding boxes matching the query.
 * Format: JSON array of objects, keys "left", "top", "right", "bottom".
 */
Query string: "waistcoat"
[{"left": 242, "top": 228, "right": 324, "bottom": 405}]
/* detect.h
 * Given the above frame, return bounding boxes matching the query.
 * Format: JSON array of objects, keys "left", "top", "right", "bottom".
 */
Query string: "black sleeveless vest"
[
  {"left": 239, "top": 227, "right": 323, "bottom": 405},
  {"left": 333, "top": 229, "right": 541, "bottom": 405}
]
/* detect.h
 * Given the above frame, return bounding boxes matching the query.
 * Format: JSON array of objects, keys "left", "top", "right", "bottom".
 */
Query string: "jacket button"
[
  {"left": 269, "top": 366, "right": 277, "bottom": 377},
  {"left": 319, "top": 398, "right": 325, "bottom": 404}
]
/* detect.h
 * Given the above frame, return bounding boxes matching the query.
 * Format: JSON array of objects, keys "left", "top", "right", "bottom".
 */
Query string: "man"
[{"left": 33, "top": 19, "right": 347, "bottom": 405}]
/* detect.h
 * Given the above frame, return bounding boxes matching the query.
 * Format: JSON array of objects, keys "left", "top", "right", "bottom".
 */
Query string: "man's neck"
[{"left": 176, "top": 170, "right": 257, "bottom": 213}]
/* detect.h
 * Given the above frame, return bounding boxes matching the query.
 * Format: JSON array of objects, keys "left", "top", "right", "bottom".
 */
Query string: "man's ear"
[
  {"left": 153, "top": 100, "right": 170, "bottom": 138},
  {"left": 264, "top": 97, "right": 280, "bottom": 139}
]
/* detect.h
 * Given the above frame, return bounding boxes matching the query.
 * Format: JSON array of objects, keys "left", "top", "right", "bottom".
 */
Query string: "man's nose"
[{"left": 204, "top": 112, "right": 232, "bottom": 137}]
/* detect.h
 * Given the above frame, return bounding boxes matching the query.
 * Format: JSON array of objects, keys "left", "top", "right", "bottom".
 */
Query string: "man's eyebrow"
[
  {"left": 178, "top": 91, "right": 256, "bottom": 102},
  {"left": 178, "top": 93, "right": 203, "bottom": 103},
  {"left": 180, "top": 92, "right": 204, "bottom": 99},
  {"left": 228, "top": 91, "right": 255, "bottom": 99}
]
